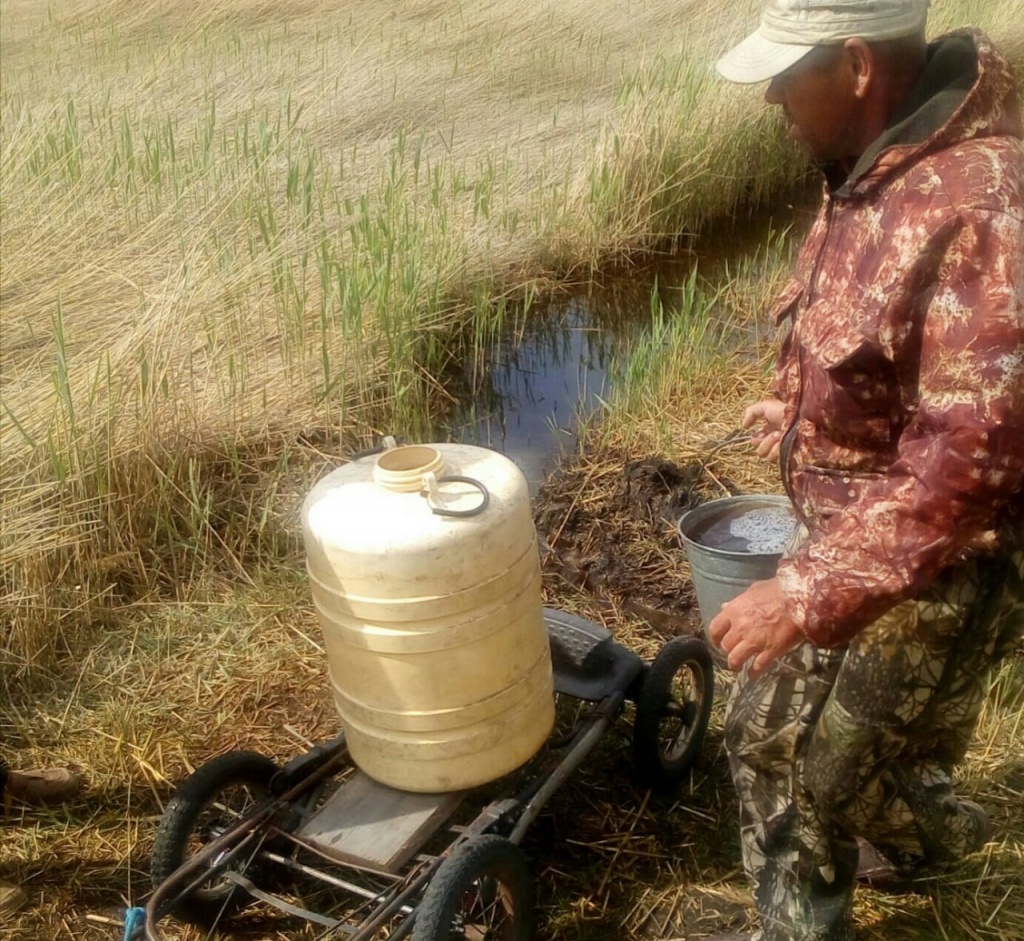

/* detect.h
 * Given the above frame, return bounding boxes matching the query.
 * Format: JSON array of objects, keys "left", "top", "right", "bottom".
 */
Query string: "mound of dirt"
[{"left": 533, "top": 450, "right": 737, "bottom": 637}]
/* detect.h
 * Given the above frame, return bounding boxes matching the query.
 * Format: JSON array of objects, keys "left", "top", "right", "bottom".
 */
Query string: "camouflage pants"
[{"left": 724, "top": 551, "right": 1024, "bottom": 941}]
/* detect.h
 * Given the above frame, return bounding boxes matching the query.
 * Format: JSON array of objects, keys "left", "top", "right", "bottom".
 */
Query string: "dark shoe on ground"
[
  {"left": 0, "top": 883, "right": 28, "bottom": 916},
  {"left": 855, "top": 839, "right": 921, "bottom": 892},
  {"left": 5, "top": 767, "right": 82, "bottom": 804},
  {"left": 960, "top": 799, "right": 991, "bottom": 854},
  {"left": 857, "top": 800, "right": 991, "bottom": 892}
]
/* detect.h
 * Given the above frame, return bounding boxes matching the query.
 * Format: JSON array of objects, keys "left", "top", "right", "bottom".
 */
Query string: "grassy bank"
[
  {"left": 4, "top": 0, "right": 1017, "bottom": 667},
  {"left": 4, "top": 211, "right": 1021, "bottom": 941},
  {"left": 2, "top": 1, "right": 1023, "bottom": 939},
  {"left": 1, "top": 0, "right": 801, "bottom": 665}
]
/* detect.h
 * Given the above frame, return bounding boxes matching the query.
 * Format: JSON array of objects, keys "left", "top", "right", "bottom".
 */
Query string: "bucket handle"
[{"left": 423, "top": 473, "right": 490, "bottom": 518}]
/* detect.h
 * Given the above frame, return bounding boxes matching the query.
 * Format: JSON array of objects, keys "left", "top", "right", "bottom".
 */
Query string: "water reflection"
[
  {"left": 437, "top": 200, "right": 815, "bottom": 492},
  {"left": 445, "top": 294, "right": 637, "bottom": 490}
]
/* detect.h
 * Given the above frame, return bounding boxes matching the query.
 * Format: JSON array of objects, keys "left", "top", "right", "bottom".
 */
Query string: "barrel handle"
[{"left": 422, "top": 473, "right": 491, "bottom": 518}]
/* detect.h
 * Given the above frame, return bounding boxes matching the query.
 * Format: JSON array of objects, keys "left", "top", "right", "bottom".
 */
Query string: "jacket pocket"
[
  {"left": 797, "top": 466, "right": 886, "bottom": 519},
  {"left": 799, "top": 334, "right": 900, "bottom": 449}
]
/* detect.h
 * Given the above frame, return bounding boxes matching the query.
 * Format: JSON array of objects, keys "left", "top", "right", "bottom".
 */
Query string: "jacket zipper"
[{"left": 780, "top": 196, "right": 835, "bottom": 514}]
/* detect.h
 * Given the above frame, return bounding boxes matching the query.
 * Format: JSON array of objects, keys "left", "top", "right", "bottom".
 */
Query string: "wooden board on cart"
[{"left": 296, "top": 771, "right": 463, "bottom": 873}]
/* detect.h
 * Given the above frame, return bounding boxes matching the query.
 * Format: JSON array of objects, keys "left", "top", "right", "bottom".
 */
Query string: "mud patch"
[{"left": 533, "top": 449, "right": 739, "bottom": 638}]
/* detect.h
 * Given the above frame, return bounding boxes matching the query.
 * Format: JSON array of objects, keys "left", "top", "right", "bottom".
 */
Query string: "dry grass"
[
  {"left": 3, "top": 0, "right": 1020, "bottom": 659},
  {"left": 0, "top": 0, "right": 804, "bottom": 664},
  {"left": 2, "top": 1, "right": 1023, "bottom": 939},
  {"left": 8, "top": 0, "right": 1017, "bottom": 664}
]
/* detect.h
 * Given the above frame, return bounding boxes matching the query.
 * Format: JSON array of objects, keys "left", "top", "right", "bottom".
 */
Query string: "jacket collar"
[{"left": 822, "top": 29, "right": 1022, "bottom": 199}]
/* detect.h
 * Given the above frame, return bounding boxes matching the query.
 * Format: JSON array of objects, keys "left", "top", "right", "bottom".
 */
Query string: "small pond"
[{"left": 435, "top": 203, "right": 812, "bottom": 491}]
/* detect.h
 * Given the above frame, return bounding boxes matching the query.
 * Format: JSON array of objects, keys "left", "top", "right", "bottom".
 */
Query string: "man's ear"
[{"left": 843, "top": 37, "right": 874, "bottom": 99}]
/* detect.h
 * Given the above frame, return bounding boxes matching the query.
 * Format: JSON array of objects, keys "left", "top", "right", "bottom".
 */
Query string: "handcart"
[{"left": 139, "top": 608, "right": 714, "bottom": 940}]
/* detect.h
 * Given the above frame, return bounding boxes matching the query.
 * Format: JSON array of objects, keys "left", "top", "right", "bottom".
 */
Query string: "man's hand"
[
  {"left": 743, "top": 398, "right": 787, "bottom": 462},
  {"left": 708, "top": 578, "right": 805, "bottom": 676}
]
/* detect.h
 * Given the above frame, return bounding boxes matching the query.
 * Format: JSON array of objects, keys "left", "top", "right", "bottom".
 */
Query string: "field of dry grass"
[
  {"left": 2, "top": 0, "right": 1023, "bottom": 939},
  {"left": 1, "top": 0, "right": 806, "bottom": 664}
]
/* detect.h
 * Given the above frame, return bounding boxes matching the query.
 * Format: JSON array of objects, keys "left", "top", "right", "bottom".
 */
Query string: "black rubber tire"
[
  {"left": 632, "top": 636, "right": 714, "bottom": 792},
  {"left": 413, "top": 835, "right": 535, "bottom": 941},
  {"left": 151, "top": 750, "right": 279, "bottom": 926}
]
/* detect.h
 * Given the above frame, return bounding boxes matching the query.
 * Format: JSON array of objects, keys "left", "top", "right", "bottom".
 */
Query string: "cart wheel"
[
  {"left": 633, "top": 636, "right": 713, "bottom": 792},
  {"left": 151, "top": 750, "right": 279, "bottom": 926},
  {"left": 413, "top": 835, "right": 534, "bottom": 941}
]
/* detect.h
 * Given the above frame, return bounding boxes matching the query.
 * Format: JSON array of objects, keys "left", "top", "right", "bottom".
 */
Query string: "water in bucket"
[{"left": 689, "top": 504, "right": 796, "bottom": 555}]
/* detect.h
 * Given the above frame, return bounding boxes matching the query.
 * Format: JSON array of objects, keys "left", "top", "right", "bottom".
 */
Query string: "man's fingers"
[
  {"left": 749, "top": 649, "right": 778, "bottom": 678},
  {"left": 755, "top": 432, "right": 781, "bottom": 458},
  {"left": 743, "top": 398, "right": 786, "bottom": 432},
  {"left": 751, "top": 430, "right": 783, "bottom": 462},
  {"left": 709, "top": 612, "right": 730, "bottom": 646},
  {"left": 741, "top": 405, "right": 761, "bottom": 429},
  {"left": 727, "top": 640, "right": 755, "bottom": 673}
]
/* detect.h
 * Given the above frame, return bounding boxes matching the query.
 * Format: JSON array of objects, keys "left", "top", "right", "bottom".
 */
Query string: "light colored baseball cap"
[{"left": 716, "top": 0, "right": 930, "bottom": 85}]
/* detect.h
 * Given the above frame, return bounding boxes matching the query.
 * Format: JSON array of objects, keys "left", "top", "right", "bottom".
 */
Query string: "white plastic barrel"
[{"left": 301, "top": 442, "right": 555, "bottom": 793}]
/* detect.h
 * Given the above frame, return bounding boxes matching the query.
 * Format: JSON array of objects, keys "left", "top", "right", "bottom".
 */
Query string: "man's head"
[{"left": 717, "top": 0, "right": 930, "bottom": 166}]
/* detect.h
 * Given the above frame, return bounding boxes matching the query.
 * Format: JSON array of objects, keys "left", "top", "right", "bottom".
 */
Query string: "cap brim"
[{"left": 716, "top": 31, "right": 815, "bottom": 84}]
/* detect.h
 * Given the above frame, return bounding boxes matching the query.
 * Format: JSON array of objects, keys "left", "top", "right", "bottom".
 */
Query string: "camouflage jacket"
[{"left": 772, "top": 30, "right": 1024, "bottom": 648}]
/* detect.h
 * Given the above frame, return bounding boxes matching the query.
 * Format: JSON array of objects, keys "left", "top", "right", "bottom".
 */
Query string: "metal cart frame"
[{"left": 139, "top": 609, "right": 714, "bottom": 941}]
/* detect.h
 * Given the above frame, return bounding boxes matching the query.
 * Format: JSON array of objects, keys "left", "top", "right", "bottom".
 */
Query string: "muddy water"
[
  {"left": 437, "top": 204, "right": 812, "bottom": 492},
  {"left": 440, "top": 278, "right": 663, "bottom": 490},
  {"left": 692, "top": 505, "right": 797, "bottom": 554}
]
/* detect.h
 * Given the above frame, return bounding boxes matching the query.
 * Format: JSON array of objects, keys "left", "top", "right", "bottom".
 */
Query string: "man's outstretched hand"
[
  {"left": 743, "top": 398, "right": 787, "bottom": 462},
  {"left": 708, "top": 577, "right": 805, "bottom": 676}
]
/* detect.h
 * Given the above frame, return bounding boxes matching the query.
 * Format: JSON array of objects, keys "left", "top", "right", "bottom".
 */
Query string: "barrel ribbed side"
[{"left": 302, "top": 443, "right": 555, "bottom": 792}]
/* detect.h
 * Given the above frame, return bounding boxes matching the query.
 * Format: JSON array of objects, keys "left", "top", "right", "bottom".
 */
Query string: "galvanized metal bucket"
[{"left": 677, "top": 494, "right": 796, "bottom": 666}]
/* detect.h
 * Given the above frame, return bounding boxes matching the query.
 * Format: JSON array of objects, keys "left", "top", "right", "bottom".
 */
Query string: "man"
[{"left": 706, "top": 2, "right": 1024, "bottom": 939}]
